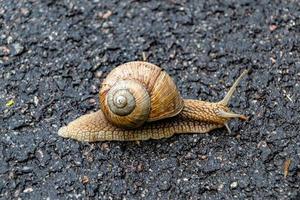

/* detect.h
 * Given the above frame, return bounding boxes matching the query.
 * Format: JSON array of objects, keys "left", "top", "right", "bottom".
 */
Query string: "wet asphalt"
[{"left": 0, "top": 0, "right": 299, "bottom": 199}]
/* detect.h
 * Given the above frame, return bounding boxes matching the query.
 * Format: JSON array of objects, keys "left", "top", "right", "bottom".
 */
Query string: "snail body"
[{"left": 58, "top": 61, "right": 248, "bottom": 142}]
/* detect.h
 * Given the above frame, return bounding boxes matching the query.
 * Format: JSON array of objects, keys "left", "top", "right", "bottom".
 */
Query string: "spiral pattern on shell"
[
  {"left": 105, "top": 79, "right": 151, "bottom": 128},
  {"left": 99, "top": 61, "right": 184, "bottom": 129},
  {"left": 107, "top": 86, "right": 136, "bottom": 116}
]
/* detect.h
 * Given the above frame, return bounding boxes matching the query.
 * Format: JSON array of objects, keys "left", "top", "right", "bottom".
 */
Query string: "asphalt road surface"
[{"left": 0, "top": 0, "right": 299, "bottom": 199}]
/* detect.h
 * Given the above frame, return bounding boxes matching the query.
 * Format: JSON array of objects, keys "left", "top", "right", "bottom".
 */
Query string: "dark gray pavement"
[{"left": 0, "top": 0, "right": 299, "bottom": 199}]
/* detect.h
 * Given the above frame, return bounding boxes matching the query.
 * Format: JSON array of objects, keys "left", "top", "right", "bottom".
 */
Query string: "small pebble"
[
  {"left": 88, "top": 98, "right": 96, "bottom": 105},
  {"left": 98, "top": 10, "right": 112, "bottom": 19},
  {"left": 23, "top": 187, "right": 33, "bottom": 193},
  {"left": 90, "top": 85, "right": 98, "bottom": 94},
  {"left": 10, "top": 43, "right": 24, "bottom": 56},
  {"left": 230, "top": 181, "right": 238, "bottom": 189},
  {"left": 20, "top": 8, "right": 30, "bottom": 16},
  {"left": 21, "top": 166, "right": 33, "bottom": 173},
  {"left": 269, "top": 25, "right": 277, "bottom": 31},
  {"left": 100, "top": 143, "right": 110, "bottom": 151},
  {"left": 270, "top": 57, "right": 276, "bottom": 64},
  {"left": 95, "top": 71, "right": 103, "bottom": 78},
  {"left": 81, "top": 176, "right": 89, "bottom": 184},
  {"left": 137, "top": 163, "right": 144, "bottom": 172},
  {"left": 0, "top": 46, "right": 10, "bottom": 56}
]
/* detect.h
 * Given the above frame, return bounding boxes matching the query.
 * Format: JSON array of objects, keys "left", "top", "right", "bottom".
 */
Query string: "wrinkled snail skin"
[
  {"left": 57, "top": 100, "right": 245, "bottom": 142},
  {"left": 58, "top": 67, "right": 248, "bottom": 142},
  {"left": 58, "top": 100, "right": 226, "bottom": 142}
]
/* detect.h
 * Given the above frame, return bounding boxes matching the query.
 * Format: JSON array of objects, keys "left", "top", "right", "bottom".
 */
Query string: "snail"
[{"left": 58, "top": 61, "right": 248, "bottom": 142}]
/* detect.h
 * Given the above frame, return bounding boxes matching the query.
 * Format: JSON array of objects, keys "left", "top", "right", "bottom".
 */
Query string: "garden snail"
[{"left": 58, "top": 61, "right": 248, "bottom": 142}]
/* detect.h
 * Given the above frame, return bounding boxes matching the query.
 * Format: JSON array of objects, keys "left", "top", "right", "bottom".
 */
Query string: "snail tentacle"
[
  {"left": 216, "top": 110, "right": 248, "bottom": 121},
  {"left": 219, "top": 69, "right": 249, "bottom": 105}
]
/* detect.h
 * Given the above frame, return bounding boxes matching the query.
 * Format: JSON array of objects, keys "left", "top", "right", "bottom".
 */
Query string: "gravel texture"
[{"left": 1, "top": 0, "right": 300, "bottom": 199}]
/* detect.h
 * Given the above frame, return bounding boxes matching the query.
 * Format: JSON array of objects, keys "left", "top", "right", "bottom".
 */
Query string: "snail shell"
[{"left": 99, "top": 61, "right": 184, "bottom": 129}]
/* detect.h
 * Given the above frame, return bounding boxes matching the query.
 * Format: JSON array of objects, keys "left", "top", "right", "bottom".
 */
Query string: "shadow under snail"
[{"left": 58, "top": 61, "right": 248, "bottom": 142}]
